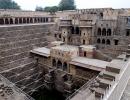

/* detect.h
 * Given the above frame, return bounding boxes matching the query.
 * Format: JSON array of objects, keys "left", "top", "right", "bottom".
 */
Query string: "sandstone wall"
[{"left": 0, "top": 23, "right": 55, "bottom": 94}]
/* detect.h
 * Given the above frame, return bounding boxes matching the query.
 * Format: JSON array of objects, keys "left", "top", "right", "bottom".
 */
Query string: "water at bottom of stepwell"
[{"left": 31, "top": 88, "right": 66, "bottom": 100}]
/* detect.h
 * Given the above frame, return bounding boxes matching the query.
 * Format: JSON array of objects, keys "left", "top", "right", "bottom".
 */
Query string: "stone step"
[
  {"left": 103, "top": 71, "right": 117, "bottom": 78},
  {"left": 90, "top": 87, "right": 105, "bottom": 98},
  {"left": 106, "top": 66, "right": 120, "bottom": 74},
  {"left": 102, "top": 71, "right": 116, "bottom": 81},
  {"left": 98, "top": 77, "right": 113, "bottom": 85},
  {"left": 126, "top": 53, "right": 130, "bottom": 58}
]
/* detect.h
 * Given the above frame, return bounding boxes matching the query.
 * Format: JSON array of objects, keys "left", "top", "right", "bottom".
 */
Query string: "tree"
[
  {"left": 35, "top": 6, "right": 44, "bottom": 11},
  {"left": 58, "top": 0, "right": 76, "bottom": 11},
  {"left": 0, "top": 0, "right": 20, "bottom": 9},
  {"left": 44, "top": 6, "right": 58, "bottom": 13}
]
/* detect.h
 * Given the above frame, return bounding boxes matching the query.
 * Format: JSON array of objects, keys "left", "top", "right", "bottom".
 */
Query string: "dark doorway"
[
  {"left": 15, "top": 18, "right": 18, "bottom": 24},
  {"left": 106, "top": 39, "right": 111, "bottom": 45},
  {"left": 30, "top": 18, "right": 33, "bottom": 23},
  {"left": 126, "top": 30, "right": 130, "bottom": 36},
  {"left": 76, "top": 27, "right": 80, "bottom": 34},
  {"left": 102, "top": 28, "right": 106, "bottom": 36},
  {"left": 71, "top": 26, "right": 74, "bottom": 34},
  {"left": 97, "top": 38, "right": 101, "bottom": 44},
  {"left": 97, "top": 28, "right": 101, "bottom": 35},
  {"left": 57, "top": 60, "right": 62, "bottom": 69},
  {"left": 114, "top": 40, "right": 119, "bottom": 45},
  {"left": 19, "top": 18, "right": 22, "bottom": 24},
  {"left": 83, "top": 40, "right": 85, "bottom": 45},
  {"left": 10, "top": 18, "right": 13, "bottom": 24},
  {"left": 5, "top": 18, "right": 9, "bottom": 24},
  {"left": 102, "top": 39, "right": 105, "bottom": 44},
  {"left": 23, "top": 18, "right": 26, "bottom": 23},
  {"left": 84, "top": 51, "right": 87, "bottom": 57},
  {"left": 27, "top": 18, "right": 30, "bottom": 23},
  {"left": 107, "top": 29, "right": 112, "bottom": 36},
  {"left": 52, "top": 59, "right": 56, "bottom": 67},
  {"left": 0, "top": 18, "right": 4, "bottom": 25},
  {"left": 63, "top": 62, "right": 67, "bottom": 71}
]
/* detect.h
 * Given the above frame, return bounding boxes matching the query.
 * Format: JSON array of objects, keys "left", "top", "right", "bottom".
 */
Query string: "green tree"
[
  {"left": 58, "top": 0, "right": 76, "bottom": 11},
  {"left": 0, "top": 0, "right": 20, "bottom": 9},
  {"left": 44, "top": 6, "right": 58, "bottom": 13},
  {"left": 35, "top": 6, "right": 44, "bottom": 11}
]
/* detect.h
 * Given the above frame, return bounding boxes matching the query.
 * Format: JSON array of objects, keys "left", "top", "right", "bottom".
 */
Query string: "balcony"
[
  {"left": 79, "top": 20, "right": 93, "bottom": 28},
  {"left": 60, "top": 20, "right": 72, "bottom": 27}
]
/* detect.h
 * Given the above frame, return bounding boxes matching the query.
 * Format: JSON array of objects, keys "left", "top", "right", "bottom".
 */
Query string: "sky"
[{"left": 14, "top": 0, "right": 130, "bottom": 11}]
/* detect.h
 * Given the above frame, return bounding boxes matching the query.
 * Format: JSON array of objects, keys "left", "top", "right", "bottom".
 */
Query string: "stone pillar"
[
  {"left": 3, "top": 18, "right": 5, "bottom": 25},
  {"left": 32, "top": 18, "right": 35, "bottom": 23},
  {"left": 13, "top": 18, "right": 15, "bottom": 24}
]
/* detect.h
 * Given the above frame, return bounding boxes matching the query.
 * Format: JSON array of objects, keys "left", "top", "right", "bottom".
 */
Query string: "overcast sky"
[{"left": 14, "top": 0, "right": 130, "bottom": 11}]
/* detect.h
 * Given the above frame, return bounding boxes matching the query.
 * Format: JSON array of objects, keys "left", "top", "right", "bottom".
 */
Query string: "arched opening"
[
  {"left": 84, "top": 51, "right": 87, "bottom": 57},
  {"left": 107, "top": 29, "right": 112, "bottom": 36},
  {"left": 0, "top": 18, "right": 4, "bottom": 25},
  {"left": 27, "top": 18, "right": 30, "bottom": 23},
  {"left": 126, "top": 30, "right": 130, "bottom": 36},
  {"left": 59, "top": 34, "right": 61, "bottom": 38},
  {"left": 97, "top": 38, "right": 101, "bottom": 44},
  {"left": 76, "top": 27, "right": 80, "bottom": 34},
  {"left": 114, "top": 40, "right": 119, "bottom": 45},
  {"left": 52, "top": 59, "right": 56, "bottom": 67},
  {"left": 19, "top": 18, "right": 22, "bottom": 24},
  {"left": 106, "top": 39, "right": 111, "bottom": 45},
  {"left": 83, "top": 39, "right": 85, "bottom": 45},
  {"left": 71, "top": 26, "right": 74, "bottom": 34},
  {"left": 10, "top": 18, "right": 13, "bottom": 24},
  {"left": 23, "top": 18, "right": 26, "bottom": 23},
  {"left": 15, "top": 18, "right": 18, "bottom": 24},
  {"left": 102, "top": 39, "right": 105, "bottom": 44},
  {"left": 46, "top": 18, "right": 48, "bottom": 22},
  {"left": 41, "top": 18, "right": 43, "bottom": 22},
  {"left": 5, "top": 18, "right": 9, "bottom": 24},
  {"left": 97, "top": 28, "right": 101, "bottom": 35},
  {"left": 38, "top": 18, "right": 40, "bottom": 23},
  {"left": 63, "top": 62, "right": 67, "bottom": 71},
  {"left": 34, "top": 18, "right": 37, "bottom": 23},
  {"left": 100, "top": 13, "right": 103, "bottom": 19},
  {"left": 102, "top": 28, "right": 106, "bottom": 36},
  {"left": 57, "top": 60, "right": 62, "bottom": 69},
  {"left": 30, "top": 18, "right": 33, "bottom": 23}
]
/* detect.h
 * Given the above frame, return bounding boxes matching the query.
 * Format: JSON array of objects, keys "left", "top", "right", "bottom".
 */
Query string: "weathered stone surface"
[{"left": 0, "top": 23, "right": 55, "bottom": 95}]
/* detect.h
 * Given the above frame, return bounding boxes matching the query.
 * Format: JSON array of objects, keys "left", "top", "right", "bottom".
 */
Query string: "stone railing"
[
  {"left": 79, "top": 21, "right": 93, "bottom": 27},
  {"left": 66, "top": 77, "right": 96, "bottom": 100},
  {"left": 0, "top": 74, "right": 35, "bottom": 100},
  {"left": 60, "top": 20, "right": 72, "bottom": 26},
  {"left": 102, "top": 59, "right": 130, "bottom": 100}
]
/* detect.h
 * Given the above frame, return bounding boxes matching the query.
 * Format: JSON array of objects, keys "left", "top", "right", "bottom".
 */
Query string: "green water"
[{"left": 31, "top": 88, "right": 65, "bottom": 100}]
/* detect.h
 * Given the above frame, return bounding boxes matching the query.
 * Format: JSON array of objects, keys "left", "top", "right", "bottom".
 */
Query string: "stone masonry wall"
[{"left": 0, "top": 23, "right": 55, "bottom": 94}]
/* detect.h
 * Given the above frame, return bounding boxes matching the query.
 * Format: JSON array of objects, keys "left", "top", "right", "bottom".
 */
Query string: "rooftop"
[
  {"left": 51, "top": 41, "right": 64, "bottom": 46},
  {"left": 31, "top": 47, "right": 50, "bottom": 57},
  {"left": 51, "top": 45, "right": 79, "bottom": 52},
  {"left": 80, "top": 45, "right": 96, "bottom": 51},
  {"left": 107, "top": 59, "right": 126, "bottom": 70},
  {"left": 70, "top": 57, "right": 109, "bottom": 71}
]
